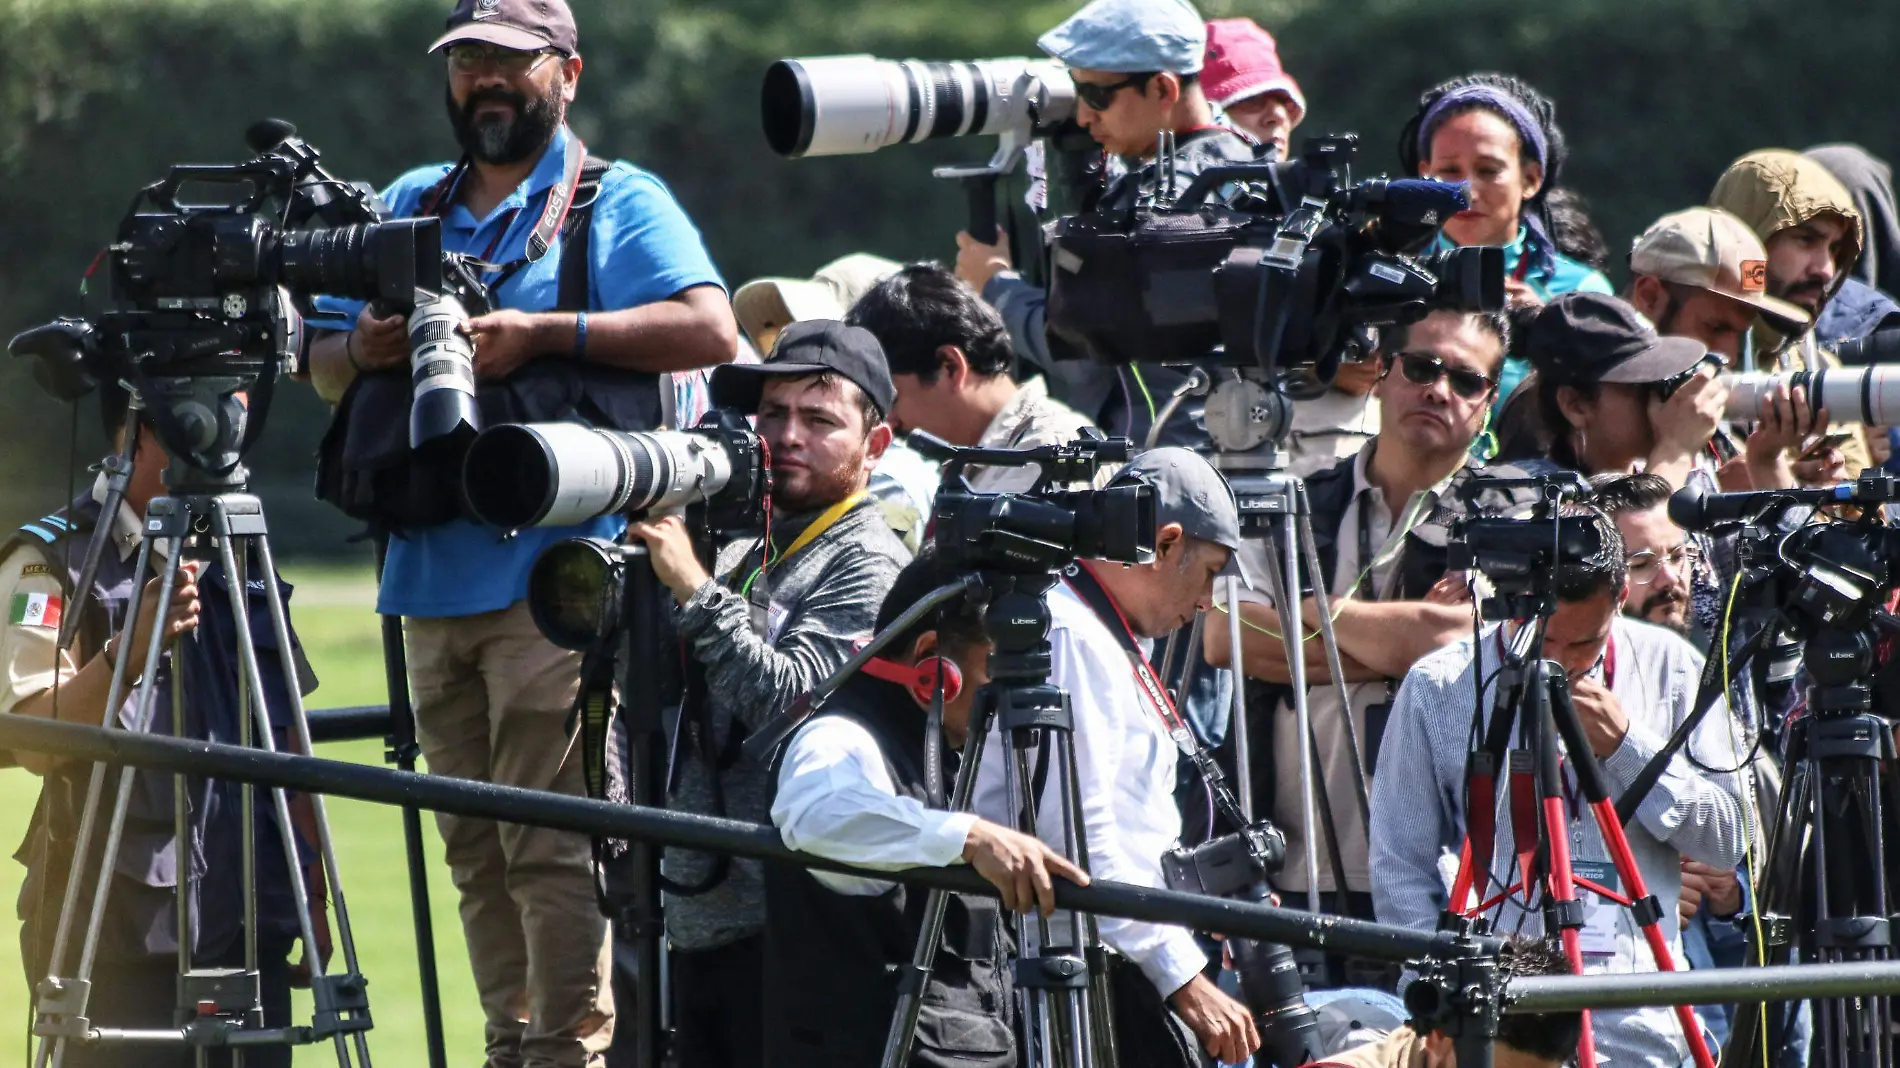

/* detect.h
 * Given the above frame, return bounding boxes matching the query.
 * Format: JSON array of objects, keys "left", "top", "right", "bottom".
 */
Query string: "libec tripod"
[
  {"left": 1441, "top": 612, "right": 1715, "bottom": 1068},
  {"left": 1726, "top": 620, "right": 1898, "bottom": 1068},
  {"left": 31, "top": 422, "right": 372, "bottom": 1068},
  {"left": 883, "top": 569, "right": 1117, "bottom": 1068}
]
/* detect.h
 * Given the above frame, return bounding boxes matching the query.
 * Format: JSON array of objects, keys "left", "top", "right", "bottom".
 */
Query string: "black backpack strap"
[{"left": 554, "top": 156, "right": 612, "bottom": 313}]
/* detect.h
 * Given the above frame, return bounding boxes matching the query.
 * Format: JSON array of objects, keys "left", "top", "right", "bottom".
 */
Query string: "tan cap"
[
  {"left": 732, "top": 253, "right": 901, "bottom": 352},
  {"left": 1629, "top": 207, "right": 1811, "bottom": 326}
]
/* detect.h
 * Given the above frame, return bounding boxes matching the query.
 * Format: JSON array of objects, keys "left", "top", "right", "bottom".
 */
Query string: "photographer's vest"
[
  {"left": 5, "top": 497, "right": 299, "bottom": 973},
  {"left": 316, "top": 145, "right": 668, "bottom": 531},
  {"left": 763, "top": 677, "right": 1014, "bottom": 1068}
]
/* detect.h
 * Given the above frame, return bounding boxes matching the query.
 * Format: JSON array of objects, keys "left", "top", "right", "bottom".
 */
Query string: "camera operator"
[
  {"left": 955, "top": 0, "right": 1258, "bottom": 449},
  {"left": 1368, "top": 504, "right": 1752, "bottom": 1068},
  {"left": 296, "top": 1, "right": 735, "bottom": 1060},
  {"left": 1624, "top": 206, "right": 1857, "bottom": 489},
  {"left": 1493, "top": 294, "right": 1728, "bottom": 492},
  {"left": 767, "top": 547, "right": 1089, "bottom": 1068},
  {"left": 1202, "top": 310, "right": 1515, "bottom": 978},
  {"left": 1313, "top": 938, "right": 1581, "bottom": 1068},
  {"left": 971, "top": 447, "right": 1261, "bottom": 1067},
  {"left": 626, "top": 321, "right": 911, "bottom": 1068},
  {"left": 845, "top": 262, "right": 1109, "bottom": 492},
  {"left": 0, "top": 391, "right": 324, "bottom": 1068}
]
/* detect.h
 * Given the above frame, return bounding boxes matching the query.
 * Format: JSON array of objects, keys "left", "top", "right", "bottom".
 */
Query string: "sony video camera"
[
  {"left": 1446, "top": 473, "right": 1602, "bottom": 621},
  {"left": 915, "top": 428, "right": 1154, "bottom": 574},
  {"left": 7, "top": 120, "right": 487, "bottom": 479},
  {"left": 1046, "top": 134, "right": 1504, "bottom": 387}
]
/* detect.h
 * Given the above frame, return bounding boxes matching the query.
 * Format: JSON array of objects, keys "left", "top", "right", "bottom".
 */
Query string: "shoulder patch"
[
  {"left": 9, "top": 592, "right": 62, "bottom": 629},
  {"left": 20, "top": 562, "right": 52, "bottom": 578}
]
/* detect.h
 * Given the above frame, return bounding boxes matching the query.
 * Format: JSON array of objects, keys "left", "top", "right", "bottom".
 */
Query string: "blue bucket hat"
[{"left": 1038, "top": 0, "right": 1208, "bottom": 75}]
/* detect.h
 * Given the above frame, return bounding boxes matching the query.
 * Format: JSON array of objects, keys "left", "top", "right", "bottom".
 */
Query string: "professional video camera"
[
  {"left": 7, "top": 120, "right": 485, "bottom": 480},
  {"left": 1045, "top": 135, "right": 1502, "bottom": 386},
  {"left": 1445, "top": 473, "right": 1597, "bottom": 620},
  {"left": 915, "top": 428, "right": 1154, "bottom": 573}
]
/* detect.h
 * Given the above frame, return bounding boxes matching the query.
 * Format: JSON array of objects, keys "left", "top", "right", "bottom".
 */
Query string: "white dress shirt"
[
  {"left": 970, "top": 579, "right": 1208, "bottom": 997},
  {"left": 772, "top": 714, "right": 979, "bottom": 896}
]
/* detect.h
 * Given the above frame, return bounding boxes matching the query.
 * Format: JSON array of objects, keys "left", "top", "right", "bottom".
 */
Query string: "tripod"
[
  {"left": 883, "top": 569, "right": 1117, "bottom": 1068},
  {"left": 30, "top": 430, "right": 372, "bottom": 1068},
  {"left": 1160, "top": 368, "right": 1372, "bottom": 932},
  {"left": 1442, "top": 611, "right": 1716, "bottom": 1068},
  {"left": 1726, "top": 619, "right": 1897, "bottom": 1068}
]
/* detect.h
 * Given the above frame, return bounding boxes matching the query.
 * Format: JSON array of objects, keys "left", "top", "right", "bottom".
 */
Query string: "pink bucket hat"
[{"left": 1202, "top": 18, "right": 1306, "bottom": 122}]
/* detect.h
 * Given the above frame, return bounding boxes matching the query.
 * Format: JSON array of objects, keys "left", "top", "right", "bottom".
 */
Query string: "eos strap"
[
  {"left": 419, "top": 132, "right": 590, "bottom": 290},
  {"left": 1064, "top": 561, "right": 1249, "bottom": 831}
]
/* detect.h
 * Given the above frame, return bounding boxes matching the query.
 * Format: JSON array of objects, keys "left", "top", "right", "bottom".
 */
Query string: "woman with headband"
[{"left": 1400, "top": 73, "right": 1614, "bottom": 423}]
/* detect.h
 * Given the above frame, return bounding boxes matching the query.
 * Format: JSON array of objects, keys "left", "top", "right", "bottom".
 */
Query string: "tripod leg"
[
  {"left": 1255, "top": 517, "right": 1321, "bottom": 912},
  {"left": 212, "top": 534, "right": 356, "bottom": 1068},
  {"left": 41, "top": 537, "right": 179, "bottom": 1068},
  {"left": 1294, "top": 497, "right": 1372, "bottom": 826},
  {"left": 1223, "top": 576, "right": 1253, "bottom": 821},
  {"left": 248, "top": 533, "right": 374, "bottom": 1067},
  {"left": 881, "top": 714, "right": 994, "bottom": 1068}
]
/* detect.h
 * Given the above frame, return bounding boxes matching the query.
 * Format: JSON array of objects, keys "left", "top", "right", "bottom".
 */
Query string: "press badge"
[
  {"left": 764, "top": 603, "right": 790, "bottom": 645},
  {"left": 1573, "top": 860, "right": 1622, "bottom": 957}
]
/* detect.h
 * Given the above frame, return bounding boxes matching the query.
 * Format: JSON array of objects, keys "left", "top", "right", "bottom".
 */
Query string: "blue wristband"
[{"left": 573, "top": 311, "right": 588, "bottom": 359}]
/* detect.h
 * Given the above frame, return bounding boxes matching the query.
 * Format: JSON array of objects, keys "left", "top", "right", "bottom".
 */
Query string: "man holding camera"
[
  {"left": 299, "top": 1, "right": 735, "bottom": 1063},
  {"left": 845, "top": 262, "right": 1106, "bottom": 491},
  {"left": 626, "top": 321, "right": 911, "bottom": 1068},
  {"left": 1368, "top": 504, "right": 1751, "bottom": 1068},
  {"left": 955, "top": 0, "right": 1258, "bottom": 449},
  {"left": 768, "top": 547, "right": 1090, "bottom": 1068},
  {"left": 0, "top": 390, "right": 323, "bottom": 1068},
  {"left": 969, "top": 447, "right": 1261, "bottom": 1067},
  {"left": 1203, "top": 309, "right": 1514, "bottom": 982}
]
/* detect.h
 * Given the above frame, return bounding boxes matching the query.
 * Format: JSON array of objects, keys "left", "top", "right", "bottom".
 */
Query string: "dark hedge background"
[{"left": 2, "top": 0, "right": 1894, "bottom": 553}]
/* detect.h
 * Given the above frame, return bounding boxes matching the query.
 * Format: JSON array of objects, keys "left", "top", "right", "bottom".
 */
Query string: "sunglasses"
[
  {"left": 1073, "top": 72, "right": 1155, "bottom": 111},
  {"left": 446, "top": 43, "right": 558, "bottom": 74},
  {"left": 1384, "top": 352, "right": 1496, "bottom": 400}
]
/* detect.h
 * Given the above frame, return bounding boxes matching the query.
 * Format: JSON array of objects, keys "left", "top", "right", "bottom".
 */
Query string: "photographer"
[
  {"left": 955, "top": 0, "right": 1258, "bottom": 449},
  {"left": 844, "top": 262, "right": 1107, "bottom": 491},
  {"left": 1368, "top": 504, "right": 1752, "bottom": 1068},
  {"left": 296, "top": 0, "right": 735, "bottom": 1059},
  {"left": 0, "top": 393, "right": 323, "bottom": 1068},
  {"left": 1203, "top": 310, "right": 1514, "bottom": 976},
  {"left": 973, "top": 447, "right": 1261, "bottom": 1067},
  {"left": 628, "top": 321, "right": 911, "bottom": 1067},
  {"left": 767, "top": 547, "right": 1089, "bottom": 1068}
]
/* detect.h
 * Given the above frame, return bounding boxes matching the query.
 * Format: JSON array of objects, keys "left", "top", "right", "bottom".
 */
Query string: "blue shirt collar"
[{"left": 448, "top": 124, "right": 575, "bottom": 228}]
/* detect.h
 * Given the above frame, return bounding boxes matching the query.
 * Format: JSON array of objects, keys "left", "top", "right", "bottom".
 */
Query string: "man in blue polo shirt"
[{"left": 301, "top": 1, "right": 736, "bottom": 1064}]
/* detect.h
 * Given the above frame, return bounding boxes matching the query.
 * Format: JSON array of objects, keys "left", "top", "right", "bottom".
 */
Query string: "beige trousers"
[{"left": 406, "top": 602, "right": 614, "bottom": 1068}]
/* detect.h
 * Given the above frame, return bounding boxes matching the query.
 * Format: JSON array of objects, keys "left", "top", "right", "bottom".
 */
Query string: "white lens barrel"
[
  {"left": 761, "top": 55, "right": 1055, "bottom": 158},
  {"left": 1723, "top": 368, "right": 1900, "bottom": 426},
  {"left": 463, "top": 424, "right": 739, "bottom": 530},
  {"left": 409, "top": 292, "right": 480, "bottom": 448}
]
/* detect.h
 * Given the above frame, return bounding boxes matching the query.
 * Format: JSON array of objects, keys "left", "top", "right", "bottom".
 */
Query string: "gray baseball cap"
[
  {"left": 1039, "top": 0, "right": 1208, "bottom": 75},
  {"left": 1116, "top": 447, "right": 1258, "bottom": 584}
]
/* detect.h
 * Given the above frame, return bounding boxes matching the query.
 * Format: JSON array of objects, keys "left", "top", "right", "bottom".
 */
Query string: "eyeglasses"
[
  {"left": 1625, "top": 544, "right": 1702, "bottom": 584},
  {"left": 1384, "top": 352, "right": 1496, "bottom": 400},
  {"left": 1072, "top": 73, "right": 1155, "bottom": 111},
  {"left": 446, "top": 43, "right": 558, "bottom": 74}
]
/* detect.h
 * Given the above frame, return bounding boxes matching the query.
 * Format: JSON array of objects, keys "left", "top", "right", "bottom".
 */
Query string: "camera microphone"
[
  {"left": 245, "top": 117, "right": 298, "bottom": 154},
  {"left": 1361, "top": 178, "right": 1470, "bottom": 228},
  {"left": 1668, "top": 476, "right": 1900, "bottom": 531}
]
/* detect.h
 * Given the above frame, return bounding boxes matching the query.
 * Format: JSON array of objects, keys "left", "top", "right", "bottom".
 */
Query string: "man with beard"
[
  {"left": 627, "top": 321, "right": 911, "bottom": 1068},
  {"left": 298, "top": 2, "right": 734, "bottom": 1065},
  {"left": 1590, "top": 473, "right": 1695, "bottom": 636}
]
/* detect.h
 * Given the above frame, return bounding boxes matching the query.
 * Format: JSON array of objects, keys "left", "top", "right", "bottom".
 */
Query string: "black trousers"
[
  {"left": 671, "top": 934, "right": 764, "bottom": 1068},
  {"left": 1107, "top": 959, "right": 1201, "bottom": 1068}
]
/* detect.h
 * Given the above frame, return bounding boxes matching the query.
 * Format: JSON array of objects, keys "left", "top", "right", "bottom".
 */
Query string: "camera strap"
[
  {"left": 1064, "top": 562, "right": 1250, "bottom": 831},
  {"left": 421, "top": 133, "right": 592, "bottom": 293}
]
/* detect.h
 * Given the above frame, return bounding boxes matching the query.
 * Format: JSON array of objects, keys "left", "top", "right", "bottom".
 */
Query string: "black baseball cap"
[
  {"left": 1524, "top": 293, "right": 1710, "bottom": 386},
  {"left": 710, "top": 320, "right": 897, "bottom": 418},
  {"left": 429, "top": 0, "right": 579, "bottom": 57}
]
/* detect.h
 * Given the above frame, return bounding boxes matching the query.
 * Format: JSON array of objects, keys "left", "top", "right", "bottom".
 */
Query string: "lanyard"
[
  {"left": 1065, "top": 562, "right": 1250, "bottom": 830},
  {"left": 740, "top": 491, "right": 867, "bottom": 599}
]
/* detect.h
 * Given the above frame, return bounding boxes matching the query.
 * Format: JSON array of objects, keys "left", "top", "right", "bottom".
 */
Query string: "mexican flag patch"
[{"left": 9, "top": 592, "right": 62, "bottom": 629}]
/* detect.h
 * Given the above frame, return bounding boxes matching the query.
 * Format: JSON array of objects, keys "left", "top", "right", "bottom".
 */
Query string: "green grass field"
[{"left": 0, "top": 561, "right": 488, "bottom": 1066}]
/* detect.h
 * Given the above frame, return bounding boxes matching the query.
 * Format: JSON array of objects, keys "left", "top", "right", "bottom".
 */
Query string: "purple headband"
[{"left": 1416, "top": 84, "right": 1549, "bottom": 167}]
